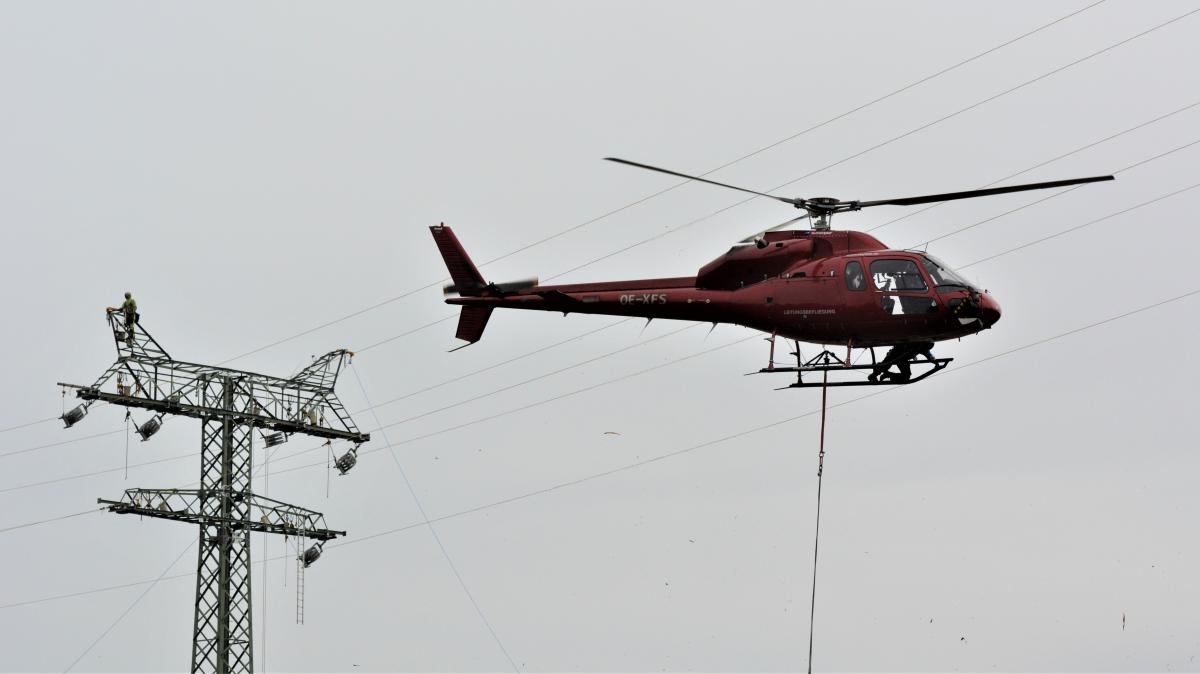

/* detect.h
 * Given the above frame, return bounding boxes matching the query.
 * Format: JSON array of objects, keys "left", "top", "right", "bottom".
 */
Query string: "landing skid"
[{"left": 753, "top": 342, "right": 952, "bottom": 388}]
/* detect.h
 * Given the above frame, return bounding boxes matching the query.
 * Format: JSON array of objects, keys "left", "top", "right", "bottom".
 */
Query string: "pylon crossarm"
[
  {"left": 99, "top": 489, "right": 346, "bottom": 541},
  {"left": 289, "top": 350, "right": 351, "bottom": 390},
  {"left": 58, "top": 313, "right": 370, "bottom": 443}
]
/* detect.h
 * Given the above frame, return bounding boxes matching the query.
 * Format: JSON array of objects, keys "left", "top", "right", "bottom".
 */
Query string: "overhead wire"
[
  {"left": 12, "top": 287, "right": 1197, "bottom": 614},
  {"left": 0, "top": 322, "right": 697, "bottom": 494},
  {"left": 355, "top": 317, "right": 633, "bottom": 410},
  {"left": 909, "top": 136, "right": 1200, "bottom": 250},
  {"left": 326, "top": 287, "right": 1200, "bottom": 551},
  {"left": 350, "top": 364, "right": 521, "bottom": 673},
  {"left": 0, "top": 3, "right": 1173, "bottom": 451},
  {"left": 210, "top": 141, "right": 1200, "bottom": 476},
  {"left": 0, "top": 416, "right": 58, "bottom": 435},
  {"left": 0, "top": 2, "right": 1146, "bottom": 439},
  {"left": 0, "top": 428, "right": 125, "bottom": 460},
  {"left": 212, "top": 1, "right": 1109, "bottom": 367},
  {"left": 3, "top": 8, "right": 1191, "bottom": 539},
  {"left": 6, "top": 151, "right": 1198, "bottom": 501},
  {"left": 4, "top": 130, "right": 1197, "bottom": 524},
  {"left": 0, "top": 450, "right": 194, "bottom": 495},
  {"left": 257, "top": 333, "right": 761, "bottom": 481},
  {"left": 157, "top": 171, "right": 1200, "bottom": 485},
  {"left": 202, "top": 323, "right": 703, "bottom": 474},
  {"left": 371, "top": 323, "right": 697, "bottom": 428},
  {"left": 7, "top": 9, "right": 1191, "bottom": 662},
  {"left": 959, "top": 181, "right": 1200, "bottom": 270},
  {"left": 870, "top": 99, "right": 1200, "bottom": 235},
  {"left": 0, "top": 321, "right": 631, "bottom": 465},
  {"left": 541, "top": 7, "right": 1199, "bottom": 283},
  {"left": 61, "top": 540, "right": 196, "bottom": 673},
  {"left": 0, "top": 507, "right": 103, "bottom": 534}
]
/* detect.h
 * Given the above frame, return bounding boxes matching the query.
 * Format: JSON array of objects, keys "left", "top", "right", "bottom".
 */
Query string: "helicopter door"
[{"left": 869, "top": 258, "right": 938, "bottom": 316}]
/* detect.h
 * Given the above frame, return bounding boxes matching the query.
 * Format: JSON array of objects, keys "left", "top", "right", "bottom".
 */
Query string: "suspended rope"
[
  {"left": 807, "top": 368, "right": 829, "bottom": 674},
  {"left": 324, "top": 441, "right": 332, "bottom": 499},
  {"left": 123, "top": 411, "right": 131, "bottom": 480}
]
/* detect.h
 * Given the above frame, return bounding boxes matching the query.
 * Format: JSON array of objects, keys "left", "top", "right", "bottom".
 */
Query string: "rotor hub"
[{"left": 805, "top": 197, "right": 842, "bottom": 211}]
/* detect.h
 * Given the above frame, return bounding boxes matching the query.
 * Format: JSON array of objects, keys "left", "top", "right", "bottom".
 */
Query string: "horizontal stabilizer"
[{"left": 455, "top": 306, "right": 494, "bottom": 345}]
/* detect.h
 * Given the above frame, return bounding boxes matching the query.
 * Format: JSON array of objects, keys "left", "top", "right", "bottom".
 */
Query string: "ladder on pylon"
[{"left": 295, "top": 551, "right": 306, "bottom": 625}]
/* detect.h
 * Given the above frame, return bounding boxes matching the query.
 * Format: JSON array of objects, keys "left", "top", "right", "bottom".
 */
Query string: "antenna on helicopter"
[{"left": 604, "top": 157, "right": 1114, "bottom": 232}]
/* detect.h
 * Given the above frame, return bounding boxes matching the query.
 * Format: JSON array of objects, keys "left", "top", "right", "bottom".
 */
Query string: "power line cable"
[
  {"left": 214, "top": 2, "right": 1108, "bottom": 366},
  {"left": 0, "top": 319, "right": 631, "bottom": 461},
  {"left": 0, "top": 428, "right": 125, "bottom": 460},
  {"left": 0, "top": 322, "right": 631, "bottom": 463},
  {"left": 355, "top": 317, "right": 633, "bottom": 410},
  {"left": 216, "top": 165, "right": 1200, "bottom": 477},
  {"left": 9, "top": 165, "right": 1197, "bottom": 497},
  {"left": 373, "top": 323, "right": 697, "bottom": 428},
  {"left": 870, "top": 100, "right": 1200, "bottom": 235},
  {"left": 542, "top": 7, "right": 1199, "bottom": 282},
  {"left": 0, "top": 451, "right": 193, "bottom": 495},
  {"left": 261, "top": 333, "right": 760, "bottom": 481},
  {"left": 0, "top": 508, "right": 103, "bottom": 535},
  {"left": 192, "top": 175, "right": 1200, "bottom": 487},
  {"left": 332, "top": 286, "right": 1200, "bottom": 552},
  {"left": 8, "top": 134, "right": 1195, "bottom": 507},
  {"left": 0, "top": 416, "right": 58, "bottom": 435},
  {"left": 331, "top": 128, "right": 1191, "bottom": 403},
  {"left": 0, "top": 3, "right": 1162, "bottom": 444},
  {"left": 61, "top": 540, "right": 196, "bottom": 673},
  {"left": 350, "top": 365, "right": 521, "bottom": 673},
  {"left": 5, "top": 157, "right": 1196, "bottom": 498},
  {"left": 907, "top": 136, "right": 1200, "bottom": 250},
  {"left": 0, "top": 323, "right": 694, "bottom": 493},
  {"left": 232, "top": 324, "right": 708, "bottom": 473},
  {"left": 0, "top": 3, "right": 1136, "bottom": 437},
  {"left": 959, "top": 181, "right": 1200, "bottom": 269},
  {"left": 18, "top": 286, "right": 1195, "bottom": 614}
]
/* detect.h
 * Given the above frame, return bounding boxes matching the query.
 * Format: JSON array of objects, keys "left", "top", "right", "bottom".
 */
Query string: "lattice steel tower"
[{"left": 60, "top": 310, "right": 370, "bottom": 673}]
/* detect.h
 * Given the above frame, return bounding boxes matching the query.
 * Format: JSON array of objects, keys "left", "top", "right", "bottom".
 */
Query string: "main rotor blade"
[
  {"left": 604, "top": 157, "right": 801, "bottom": 206},
  {"left": 738, "top": 214, "right": 810, "bottom": 243},
  {"left": 856, "top": 175, "right": 1114, "bottom": 209}
]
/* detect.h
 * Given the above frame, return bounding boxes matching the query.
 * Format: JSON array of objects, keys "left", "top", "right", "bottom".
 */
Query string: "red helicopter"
[{"left": 432, "top": 158, "right": 1112, "bottom": 387}]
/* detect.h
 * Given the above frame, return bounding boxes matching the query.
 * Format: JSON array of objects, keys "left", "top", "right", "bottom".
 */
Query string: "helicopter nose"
[{"left": 980, "top": 292, "right": 1001, "bottom": 328}]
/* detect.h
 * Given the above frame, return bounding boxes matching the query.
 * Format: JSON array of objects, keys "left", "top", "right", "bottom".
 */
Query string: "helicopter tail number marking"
[{"left": 619, "top": 294, "right": 668, "bottom": 305}]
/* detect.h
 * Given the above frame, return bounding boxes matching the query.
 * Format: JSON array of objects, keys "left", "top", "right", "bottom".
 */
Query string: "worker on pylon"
[{"left": 120, "top": 292, "right": 138, "bottom": 344}]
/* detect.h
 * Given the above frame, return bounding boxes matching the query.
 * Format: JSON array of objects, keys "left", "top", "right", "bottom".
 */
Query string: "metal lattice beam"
[{"left": 98, "top": 489, "right": 344, "bottom": 540}]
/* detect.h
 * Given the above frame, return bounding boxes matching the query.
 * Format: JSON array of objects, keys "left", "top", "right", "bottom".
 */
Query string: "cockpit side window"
[
  {"left": 870, "top": 259, "right": 927, "bottom": 292},
  {"left": 844, "top": 260, "right": 866, "bottom": 291},
  {"left": 920, "top": 255, "right": 972, "bottom": 293}
]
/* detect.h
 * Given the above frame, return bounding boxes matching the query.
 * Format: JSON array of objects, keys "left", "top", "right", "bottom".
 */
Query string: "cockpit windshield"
[{"left": 920, "top": 255, "right": 973, "bottom": 292}]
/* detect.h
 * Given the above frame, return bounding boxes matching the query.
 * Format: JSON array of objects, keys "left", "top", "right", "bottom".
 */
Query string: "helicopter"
[{"left": 431, "top": 158, "right": 1112, "bottom": 387}]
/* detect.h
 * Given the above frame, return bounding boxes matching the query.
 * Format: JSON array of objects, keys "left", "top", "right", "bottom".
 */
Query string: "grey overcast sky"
[{"left": 2, "top": 1, "right": 1199, "bottom": 672}]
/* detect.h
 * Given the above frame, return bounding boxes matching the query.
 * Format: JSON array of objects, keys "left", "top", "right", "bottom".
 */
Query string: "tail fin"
[
  {"left": 454, "top": 306, "right": 494, "bottom": 346},
  {"left": 430, "top": 224, "right": 486, "bottom": 295}
]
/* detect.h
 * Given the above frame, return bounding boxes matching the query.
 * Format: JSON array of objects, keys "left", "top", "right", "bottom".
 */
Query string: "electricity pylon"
[{"left": 60, "top": 310, "right": 370, "bottom": 673}]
